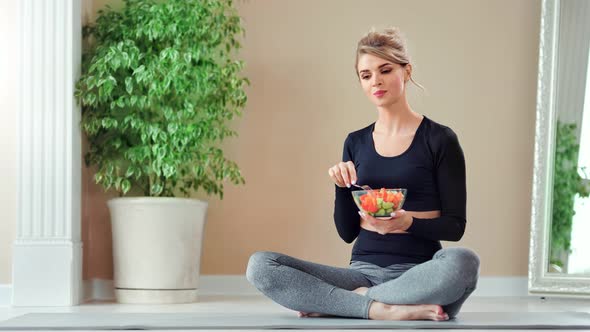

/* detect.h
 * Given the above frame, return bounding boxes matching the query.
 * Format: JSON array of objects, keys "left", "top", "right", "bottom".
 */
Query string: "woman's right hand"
[{"left": 328, "top": 161, "right": 357, "bottom": 188}]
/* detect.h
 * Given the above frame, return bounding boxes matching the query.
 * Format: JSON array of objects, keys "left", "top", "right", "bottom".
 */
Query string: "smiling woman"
[{"left": 246, "top": 27, "right": 480, "bottom": 322}]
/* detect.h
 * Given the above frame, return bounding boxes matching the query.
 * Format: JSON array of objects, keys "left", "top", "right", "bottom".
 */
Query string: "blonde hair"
[{"left": 355, "top": 27, "right": 424, "bottom": 91}]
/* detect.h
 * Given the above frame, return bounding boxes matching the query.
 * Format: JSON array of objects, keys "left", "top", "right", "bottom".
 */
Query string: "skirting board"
[
  {"left": 2, "top": 276, "right": 529, "bottom": 305},
  {"left": 0, "top": 285, "right": 11, "bottom": 307}
]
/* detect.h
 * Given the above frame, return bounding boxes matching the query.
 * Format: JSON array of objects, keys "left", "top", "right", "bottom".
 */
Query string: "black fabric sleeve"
[
  {"left": 333, "top": 135, "right": 361, "bottom": 243},
  {"left": 407, "top": 128, "right": 467, "bottom": 241}
]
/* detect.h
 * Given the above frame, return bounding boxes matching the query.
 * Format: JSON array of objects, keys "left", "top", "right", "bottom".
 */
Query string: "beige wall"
[
  {"left": 0, "top": 0, "right": 19, "bottom": 284},
  {"left": 205, "top": 0, "right": 539, "bottom": 276},
  {"left": 1, "top": 0, "right": 541, "bottom": 284},
  {"left": 83, "top": 0, "right": 541, "bottom": 278}
]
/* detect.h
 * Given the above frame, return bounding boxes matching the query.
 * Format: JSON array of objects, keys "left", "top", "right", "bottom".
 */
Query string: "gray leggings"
[{"left": 246, "top": 247, "right": 480, "bottom": 319}]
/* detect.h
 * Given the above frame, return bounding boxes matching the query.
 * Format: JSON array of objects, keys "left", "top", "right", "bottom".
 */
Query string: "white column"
[
  {"left": 12, "top": 0, "right": 82, "bottom": 306},
  {"left": 555, "top": 0, "right": 590, "bottom": 139}
]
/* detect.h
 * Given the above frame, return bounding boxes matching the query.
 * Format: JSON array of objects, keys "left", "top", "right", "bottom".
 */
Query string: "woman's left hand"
[{"left": 358, "top": 209, "right": 413, "bottom": 235}]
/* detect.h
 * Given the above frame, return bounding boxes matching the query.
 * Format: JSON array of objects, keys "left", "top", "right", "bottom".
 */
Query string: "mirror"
[{"left": 529, "top": 0, "right": 590, "bottom": 296}]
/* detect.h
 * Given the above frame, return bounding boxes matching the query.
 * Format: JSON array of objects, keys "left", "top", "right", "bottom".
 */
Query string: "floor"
[{"left": 0, "top": 294, "right": 589, "bottom": 331}]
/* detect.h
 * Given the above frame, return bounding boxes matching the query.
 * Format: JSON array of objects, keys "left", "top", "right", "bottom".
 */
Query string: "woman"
[{"left": 246, "top": 27, "right": 480, "bottom": 321}]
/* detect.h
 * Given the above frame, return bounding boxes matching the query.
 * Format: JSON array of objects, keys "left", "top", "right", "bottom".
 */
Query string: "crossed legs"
[{"left": 246, "top": 247, "right": 479, "bottom": 320}]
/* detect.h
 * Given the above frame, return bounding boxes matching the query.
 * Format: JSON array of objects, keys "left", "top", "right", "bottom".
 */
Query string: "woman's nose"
[{"left": 371, "top": 75, "right": 383, "bottom": 86}]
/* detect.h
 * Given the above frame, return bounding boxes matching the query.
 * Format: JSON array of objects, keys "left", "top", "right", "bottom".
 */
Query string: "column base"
[{"left": 12, "top": 240, "right": 83, "bottom": 306}]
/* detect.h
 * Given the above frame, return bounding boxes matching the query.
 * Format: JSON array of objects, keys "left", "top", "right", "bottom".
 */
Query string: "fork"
[{"left": 351, "top": 183, "right": 373, "bottom": 191}]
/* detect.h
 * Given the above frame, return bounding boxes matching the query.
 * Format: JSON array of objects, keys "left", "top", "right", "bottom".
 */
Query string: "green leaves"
[
  {"left": 75, "top": 0, "right": 247, "bottom": 198},
  {"left": 551, "top": 121, "right": 590, "bottom": 265}
]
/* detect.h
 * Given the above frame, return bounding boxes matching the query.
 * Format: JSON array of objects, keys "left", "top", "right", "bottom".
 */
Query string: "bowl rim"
[{"left": 351, "top": 188, "right": 407, "bottom": 193}]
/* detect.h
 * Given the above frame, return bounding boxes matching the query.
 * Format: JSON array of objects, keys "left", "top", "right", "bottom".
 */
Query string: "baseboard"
[
  {"left": 82, "top": 276, "right": 260, "bottom": 301},
  {"left": 83, "top": 276, "right": 530, "bottom": 302},
  {"left": 470, "top": 276, "right": 529, "bottom": 296},
  {"left": 3, "top": 276, "right": 532, "bottom": 305},
  {"left": 0, "top": 284, "right": 11, "bottom": 307}
]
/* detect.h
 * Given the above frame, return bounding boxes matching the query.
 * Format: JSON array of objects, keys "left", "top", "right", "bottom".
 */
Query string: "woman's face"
[{"left": 357, "top": 53, "right": 410, "bottom": 107}]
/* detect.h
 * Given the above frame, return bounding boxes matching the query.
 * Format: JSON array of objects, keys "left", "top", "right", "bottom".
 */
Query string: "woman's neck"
[{"left": 374, "top": 101, "right": 420, "bottom": 136}]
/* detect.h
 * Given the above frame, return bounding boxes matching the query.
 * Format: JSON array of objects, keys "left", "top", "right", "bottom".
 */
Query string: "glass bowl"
[{"left": 351, "top": 188, "right": 407, "bottom": 219}]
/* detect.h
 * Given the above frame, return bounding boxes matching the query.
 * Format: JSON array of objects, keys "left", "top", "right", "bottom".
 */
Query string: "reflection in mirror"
[
  {"left": 548, "top": 0, "right": 590, "bottom": 275},
  {"left": 530, "top": 0, "right": 590, "bottom": 296}
]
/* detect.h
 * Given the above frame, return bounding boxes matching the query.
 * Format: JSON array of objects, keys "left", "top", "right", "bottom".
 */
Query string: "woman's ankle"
[
  {"left": 368, "top": 301, "right": 391, "bottom": 320},
  {"left": 353, "top": 286, "right": 369, "bottom": 296}
]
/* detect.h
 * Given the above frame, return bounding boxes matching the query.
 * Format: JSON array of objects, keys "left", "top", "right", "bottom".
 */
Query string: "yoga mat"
[{"left": 1, "top": 311, "right": 589, "bottom": 330}]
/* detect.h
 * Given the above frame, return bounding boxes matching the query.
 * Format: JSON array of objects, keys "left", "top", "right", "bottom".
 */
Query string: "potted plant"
[{"left": 75, "top": 0, "right": 248, "bottom": 303}]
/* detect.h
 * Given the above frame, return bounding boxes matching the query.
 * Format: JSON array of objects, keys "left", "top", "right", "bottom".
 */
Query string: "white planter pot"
[{"left": 107, "top": 197, "right": 208, "bottom": 304}]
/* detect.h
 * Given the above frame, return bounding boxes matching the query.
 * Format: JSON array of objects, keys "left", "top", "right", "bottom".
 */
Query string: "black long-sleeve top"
[{"left": 334, "top": 115, "right": 467, "bottom": 267}]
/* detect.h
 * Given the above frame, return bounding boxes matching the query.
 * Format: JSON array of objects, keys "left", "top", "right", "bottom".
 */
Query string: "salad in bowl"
[{"left": 352, "top": 188, "right": 407, "bottom": 219}]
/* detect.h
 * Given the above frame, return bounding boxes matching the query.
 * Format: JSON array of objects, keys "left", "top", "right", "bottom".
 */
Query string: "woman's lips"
[{"left": 373, "top": 90, "right": 387, "bottom": 97}]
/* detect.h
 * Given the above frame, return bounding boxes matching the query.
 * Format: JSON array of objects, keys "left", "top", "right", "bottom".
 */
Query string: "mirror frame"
[{"left": 529, "top": 0, "right": 590, "bottom": 296}]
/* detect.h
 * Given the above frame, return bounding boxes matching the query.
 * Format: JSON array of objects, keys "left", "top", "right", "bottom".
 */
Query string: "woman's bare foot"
[
  {"left": 353, "top": 286, "right": 369, "bottom": 296},
  {"left": 297, "top": 311, "right": 326, "bottom": 318},
  {"left": 369, "top": 302, "right": 449, "bottom": 321},
  {"left": 297, "top": 288, "right": 449, "bottom": 321}
]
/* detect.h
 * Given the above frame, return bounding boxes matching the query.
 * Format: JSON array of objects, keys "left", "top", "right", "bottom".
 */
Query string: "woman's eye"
[{"left": 361, "top": 69, "right": 390, "bottom": 79}]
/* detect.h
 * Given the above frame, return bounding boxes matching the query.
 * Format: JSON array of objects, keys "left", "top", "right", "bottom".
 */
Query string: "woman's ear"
[{"left": 404, "top": 63, "right": 413, "bottom": 82}]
